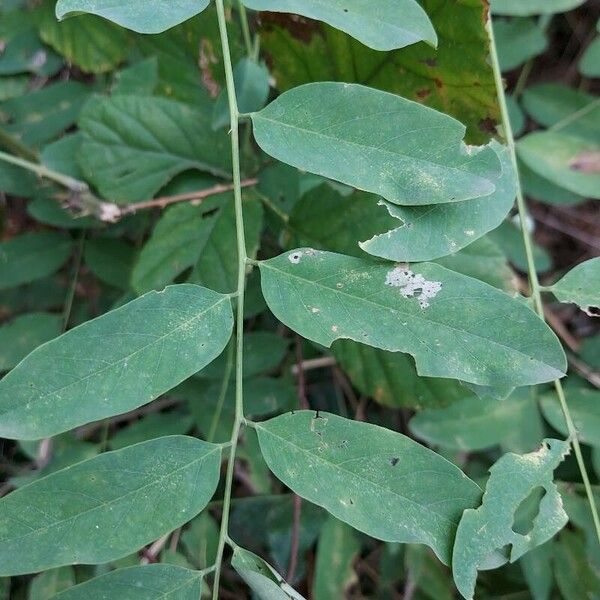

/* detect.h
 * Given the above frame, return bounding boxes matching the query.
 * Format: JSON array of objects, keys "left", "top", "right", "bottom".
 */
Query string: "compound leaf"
[
  {"left": 256, "top": 411, "right": 482, "bottom": 564},
  {"left": 0, "top": 436, "right": 221, "bottom": 575},
  {"left": 258, "top": 249, "right": 566, "bottom": 387},
  {"left": 546, "top": 257, "right": 600, "bottom": 316},
  {"left": 0, "top": 284, "right": 233, "bottom": 439},
  {"left": 55, "top": 0, "right": 209, "bottom": 34},
  {"left": 251, "top": 83, "right": 500, "bottom": 206},
  {"left": 452, "top": 439, "right": 570, "bottom": 600},
  {"left": 242, "top": 0, "right": 436, "bottom": 51}
]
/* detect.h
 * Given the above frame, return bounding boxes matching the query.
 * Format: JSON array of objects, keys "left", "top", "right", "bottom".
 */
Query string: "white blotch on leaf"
[
  {"left": 288, "top": 251, "right": 303, "bottom": 264},
  {"left": 386, "top": 265, "right": 442, "bottom": 309}
]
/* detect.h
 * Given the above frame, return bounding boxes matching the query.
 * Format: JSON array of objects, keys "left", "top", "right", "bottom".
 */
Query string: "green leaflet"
[
  {"left": 0, "top": 284, "right": 233, "bottom": 439},
  {"left": 491, "top": 0, "right": 586, "bottom": 15},
  {"left": 55, "top": 0, "right": 209, "bottom": 34},
  {"left": 409, "top": 389, "right": 544, "bottom": 452},
  {"left": 0, "top": 313, "right": 62, "bottom": 372},
  {"left": 38, "top": 1, "right": 128, "bottom": 74},
  {"left": 452, "top": 439, "right": 570, "bottom": 600},
  {"left": 213, "top": 58, "right": 270, "bottom": 130},
  {"left": 522, "top": 84, "right": 600, "bottom": 143},
  {"left": 251, "top": 83, "right": 501, "bottom": 206},
  {"left": 78, "top": 95, "right": 232, "bottom": 203},
  {"left": 360, "top": 142, "right": 516, "bottom": 262},
  {"left": 258, "top": 249, "right": 566, "bottom": 387},
  {"left": 0, "top": 233, "right": 73, "bottom": 290},
  {"left": 231, "top": 546, "right": 305, "bottom": 600},
  {"left": 255, "top": 411, "right": 482, "bottom": 564},
  {"left": 242, "top": 0, "right": 436, "bottom": 51},
  {"left": 540, "top": 388, "right": 600, "bottom": 447},
  {"left": 51, "top": 565, "right": 204, "bottom": 599},
  {"left": 545, "top": 257, "right": 600, "bottom": 315},
  {"left": 258, "top": 0, "right": 499, "bottom": 145},
  {"left": 313, "top": 517, "right": 359, "bottom": 599},
  {"left": 517, "top": 131, "right": 600, "bottom": 199},
  {"left": 493, "top": 18, "right": 548, "bottom": 72},
  {"left": 0, "top": 436, "right": 221, "bottom": 575}
]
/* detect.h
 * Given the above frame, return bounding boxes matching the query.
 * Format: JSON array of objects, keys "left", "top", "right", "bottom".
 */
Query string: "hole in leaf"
[{"left": 513, "top": 486, "right": 545, "bottom": 536}]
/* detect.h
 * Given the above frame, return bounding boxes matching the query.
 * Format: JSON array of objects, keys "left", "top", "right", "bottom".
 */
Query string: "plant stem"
[
  {"left": 487, "top": 17, "right": 600, "bottom": 545},
  {"left": 0, "top": 150, "right": 87, "bottom": 192},
  {"left": 237, "top": 0, "right": 253, "bottom": 57},
  {"left": 212, "top": 0, "right": 248, "bottom": 597},
  {"left": 208, "top": 340, "right": 234, "bottom": 443}
]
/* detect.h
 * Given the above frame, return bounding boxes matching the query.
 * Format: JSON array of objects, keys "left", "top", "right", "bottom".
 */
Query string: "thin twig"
[
  {"left": 118, "top": 179, "right": 258, "bottom": 217},
  {"left": 290, "top": 356, "right": 336, "bottom": 376}
]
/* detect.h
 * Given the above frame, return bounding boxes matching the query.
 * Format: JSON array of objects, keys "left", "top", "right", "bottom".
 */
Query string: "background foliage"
[{"left": 0, "top": 0, "right": 599, "bottom": 598}]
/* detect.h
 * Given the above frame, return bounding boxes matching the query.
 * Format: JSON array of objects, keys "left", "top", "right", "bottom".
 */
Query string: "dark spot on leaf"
[
  {"left": 479, "top": 117, "right": 498, "bottom": 135},
  {"left": 390, "top": 457, "right": 399, "bottom": 466},
  {"left": 349, "top": 498, "right": 354, "bottom": 505},
  {"left": 434, "top": 78, "right": 444, "bottom": 89},
  {"left": 421, "top": 58, "right": 437, "bottom": 67},
  {"left": 416, "top": 88, "right": 431, "bottom": 100}
]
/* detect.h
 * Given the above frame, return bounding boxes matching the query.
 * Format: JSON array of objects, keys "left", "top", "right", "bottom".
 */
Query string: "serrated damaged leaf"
[{"left": 452, "top": 439, "right": 570, "bottom": 600}]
